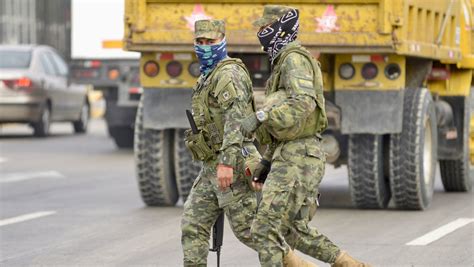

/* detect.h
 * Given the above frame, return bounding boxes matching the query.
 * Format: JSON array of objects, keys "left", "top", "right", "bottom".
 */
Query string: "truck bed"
[{"left": 124, "top": 0, "right": 474, "bottom": 66}]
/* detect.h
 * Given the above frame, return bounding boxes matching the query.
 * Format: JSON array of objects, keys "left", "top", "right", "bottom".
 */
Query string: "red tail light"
[
  {"left": 16, "top": 77, "right": 32, "bottom": 87},
  {"left": 84, "top": 60, "right": 102, "bottom": 68},
  {"left": 361, "top": 63, "right": 378, "bottom": 80},
  {"left": 2, "top": 77, "right": 34, "bottom": 91},
  {"left": 166, "top": 61, "right": 182, "bottom": 77},
  {"left": 128, "top": 87, "right": 142, "bottom": 94}
]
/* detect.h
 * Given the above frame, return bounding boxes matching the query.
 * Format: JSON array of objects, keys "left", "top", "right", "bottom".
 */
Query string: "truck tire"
[
  {"left": 439, "top": 96, "right": 472, "bottom": 192},
  {"left": 348, "top": 134, "right": 390, "bottom": 209},
  {"left": 33, "top": 104, "right": 51, "bottom": 137},
  {"left": 389, "top": 88, "right": 438, "bottom": 210},
  {"left": 109, "top": 126, "right": 134, "bottom": 148},
  {"left": 73, "top": 101, "right": 90, "bottom": 134},
  {"left": 174, "top": 129, "right": 201, "bottom": 203},
  {"left": 134, "top": 97, "right": 178, "bottom": 206}
]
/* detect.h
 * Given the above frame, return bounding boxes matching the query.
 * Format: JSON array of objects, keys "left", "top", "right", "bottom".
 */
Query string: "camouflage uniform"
[
  {"left": 250, "top": 6, "right": 341, "bottom": 266},
  {"left": 181, "top": 20, "right": 259, "bottom": 266}
]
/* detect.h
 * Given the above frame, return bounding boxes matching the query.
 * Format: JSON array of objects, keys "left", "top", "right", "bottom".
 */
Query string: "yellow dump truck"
[{"left": 124, "top": 0, "right": 472, "bottom": 210}]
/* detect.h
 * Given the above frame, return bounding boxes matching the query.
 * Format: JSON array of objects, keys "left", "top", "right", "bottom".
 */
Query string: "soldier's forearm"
[{"left": 218, "top": 145, "right": 240, "bottom": 168}]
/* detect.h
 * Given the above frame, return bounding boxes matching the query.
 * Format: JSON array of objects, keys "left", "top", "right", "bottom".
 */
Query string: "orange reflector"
[
  {"left": 102, "top": 40, "right": 123, "bottom": 49},
  {"left": 108, "top": 69, "right": 120, "bottom": 80}
]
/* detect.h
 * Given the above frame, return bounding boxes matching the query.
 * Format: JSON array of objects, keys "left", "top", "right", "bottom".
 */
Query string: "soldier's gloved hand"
[
  {"left": 240, "top": 113, "right": 261, "bottom": 137},
  {"left": 217, "top": 164, "right": 233, "bottom": 191},
  {"left": 252, "top": 159, "right": 271, "bottom": 190}
]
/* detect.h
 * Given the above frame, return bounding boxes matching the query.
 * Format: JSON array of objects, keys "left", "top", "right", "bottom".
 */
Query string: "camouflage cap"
[
  {"left": 253, "top": 5, "right": 294, "bottom": 27},
  {"left": 194, "top": 19, "right": 225, "bottom": 40}
]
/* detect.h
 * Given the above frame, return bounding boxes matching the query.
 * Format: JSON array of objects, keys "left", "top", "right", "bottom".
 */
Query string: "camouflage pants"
[
  {"left": 251, "top": 138, "right": 341, "bottom": 266},
  {"left": 181, "top": 161, "right": 258, "bottom": 266}
]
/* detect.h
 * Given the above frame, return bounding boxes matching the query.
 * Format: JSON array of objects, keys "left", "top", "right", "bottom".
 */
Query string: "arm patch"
[
  {"left": 280, "top": 53, "right": 316, "bottom": 99},
  {"left": 213, "top": 74, "right": 238, "bottom": 109},
  {"left": 283, "top": 68, "right": 316, "bottom": 99}
]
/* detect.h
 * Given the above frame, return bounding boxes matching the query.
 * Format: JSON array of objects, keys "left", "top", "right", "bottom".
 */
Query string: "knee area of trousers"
[
  {"left": 181, "top": 219, "right": 200, "bottom": 239},
  {"left": 250, "top": 217, "right": 273, "bottom": 243},
  {"left": 250, "top": 220, "right": 262, "bottom": 241}
]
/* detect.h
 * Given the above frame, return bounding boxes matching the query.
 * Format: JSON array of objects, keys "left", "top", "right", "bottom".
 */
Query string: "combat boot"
[
  {"left": 331, "top": 251, "right": 371, "bottom": 267},
  {"left": 283, "top": 249, "right": 319, "bottom": 267}
]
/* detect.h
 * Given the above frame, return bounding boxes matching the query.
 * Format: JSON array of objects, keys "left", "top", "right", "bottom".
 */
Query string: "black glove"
[{"left": 252, "top": 159, "right": 271, "bottom": 184}]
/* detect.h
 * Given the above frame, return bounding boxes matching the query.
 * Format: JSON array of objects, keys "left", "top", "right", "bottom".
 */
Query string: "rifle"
[
  {"left": 186, "top": 109, "right": 199, "bottom": 134},
  {"left": 209, "top": 213, "right": 224, "bottom": 267},
  {"left": 186, "top": 110, "right": 225, "bottom": 266}
]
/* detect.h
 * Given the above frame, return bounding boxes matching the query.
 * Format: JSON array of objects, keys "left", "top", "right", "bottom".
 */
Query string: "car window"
[
  {"left": 49, "top": 52, "right": 69, "bottom": 76},
  {"left": 0, "top": 51, "right": 32, "bottom": 69},
  {"left": 39, "top": 52, "right": 57, "bottom": 76},
  {"left": 45, "top": 52, "right": 62, "bottom": 76}
]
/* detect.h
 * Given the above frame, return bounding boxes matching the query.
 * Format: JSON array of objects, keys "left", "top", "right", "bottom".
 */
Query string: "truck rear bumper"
[
  {"left": 335, "top": 89, "right": 403, "bottom": 134},
  {"left": 143, "top": 88, "right": 192, "bottom": 130}
]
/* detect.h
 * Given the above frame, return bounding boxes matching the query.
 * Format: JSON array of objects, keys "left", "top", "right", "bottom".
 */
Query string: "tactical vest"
[
  {"left": 188, "top": 58, "right": 254, "bottom": 160},
  {"left": 260, "top": 44, "right": 328, "bottom": 142}
]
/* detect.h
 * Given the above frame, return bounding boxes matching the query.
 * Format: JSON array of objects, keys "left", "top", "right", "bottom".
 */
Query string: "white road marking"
[
  {"left": 0, "top": 211, "right": 57, "bottom": 227},
  {"left": 406, "top": 218, "right": 474, "bottom": 246},
  {"left": 0, "top": 170, "right": 65, "bottom": 183}
]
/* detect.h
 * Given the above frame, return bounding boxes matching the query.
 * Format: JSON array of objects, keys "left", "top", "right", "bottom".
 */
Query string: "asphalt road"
[{"left": 0, "top": 119, "right": 473, "bottom": 267}]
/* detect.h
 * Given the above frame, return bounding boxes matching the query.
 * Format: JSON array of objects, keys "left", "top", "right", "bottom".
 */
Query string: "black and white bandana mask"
[{"left": 257, "top": 8, "right": 299, "bottom": 64}]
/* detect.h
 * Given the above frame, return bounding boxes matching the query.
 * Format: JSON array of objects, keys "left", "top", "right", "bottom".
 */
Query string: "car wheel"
[
  {"left": 33, "top": 105, "right": 51, "bottom": 137},
  {"left": 73, "top": 101, "right": 90, "bottom": 134}
]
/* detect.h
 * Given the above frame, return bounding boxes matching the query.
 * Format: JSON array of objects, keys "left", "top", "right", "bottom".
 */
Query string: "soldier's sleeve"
[
  {"left": 262, "top": 142, "right": 277, "bottom": 161},
  {"left": 212, "top": 65, "right": 253, "bottom": 168},
  {"left": 264, "top": 53, "right": 318, "bottom": 129}
]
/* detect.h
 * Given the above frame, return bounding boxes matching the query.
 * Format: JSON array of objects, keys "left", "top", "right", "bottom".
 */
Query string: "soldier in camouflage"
[
  {"left": 180, "top": 19, "right": 261, "bottom": 266},
  {"left": 240, "top": 5, "right": 372, "bottom": 267}
]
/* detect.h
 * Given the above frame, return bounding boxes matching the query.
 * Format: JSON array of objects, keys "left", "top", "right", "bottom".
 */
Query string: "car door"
[
  {"left": 44, "top": 50, "right": 74, "bottom": 120},
  {"left": 50, "top": 51, "right": 86, "bottom": 120},
  {"left": 38, "top": 51, "right": 66, "bottom": 121}
]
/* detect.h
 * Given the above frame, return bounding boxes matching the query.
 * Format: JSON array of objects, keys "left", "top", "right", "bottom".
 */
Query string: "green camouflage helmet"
[
  {"left": 194, "top": 19, "right": 225, "bottom": 39},
  {"left": 253, "top": 5, "right": 294, "bottom": 27}
]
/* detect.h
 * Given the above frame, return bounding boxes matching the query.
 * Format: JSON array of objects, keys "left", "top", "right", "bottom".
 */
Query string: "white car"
[{"left": 0, "top": 45, "right": 89, "bottom": 137}]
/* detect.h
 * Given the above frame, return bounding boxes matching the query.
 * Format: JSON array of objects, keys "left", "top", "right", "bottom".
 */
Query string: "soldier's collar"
[{"left": 271, "top": 41, "right": 301, "bottom": 65}]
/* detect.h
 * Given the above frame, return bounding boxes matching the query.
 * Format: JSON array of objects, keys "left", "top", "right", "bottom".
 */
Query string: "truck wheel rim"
[{"left": 423, "top": 117, "right": 433, "bottom": 186}]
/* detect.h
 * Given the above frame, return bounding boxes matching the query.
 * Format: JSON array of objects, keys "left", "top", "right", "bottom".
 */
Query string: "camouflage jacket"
[
  {"left": 261, "top": 42, "right": 322, "bottom": 160},
  {"left": 192, "top": 57, "right": 254, "bottom": 168}
]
